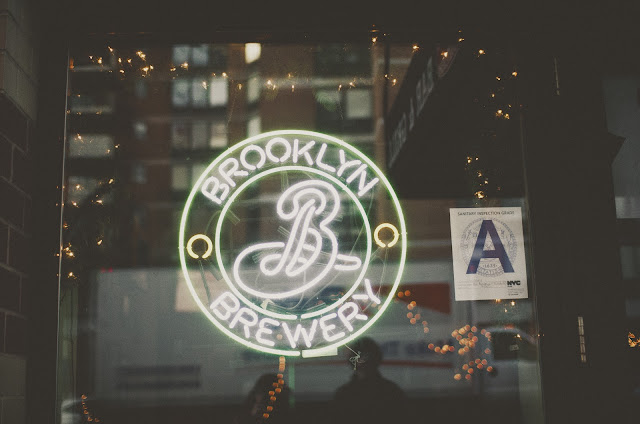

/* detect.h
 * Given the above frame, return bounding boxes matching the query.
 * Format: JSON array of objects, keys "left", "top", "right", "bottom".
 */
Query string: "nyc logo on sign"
[{"left": 179, "top": 130, "right": 406, "bottom": 357}]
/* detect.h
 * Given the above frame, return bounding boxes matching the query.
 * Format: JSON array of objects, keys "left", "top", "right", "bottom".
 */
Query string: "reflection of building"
[
  {"left": 62, "top": 42, "right": 415, "bottom": 408},
  {"left": 66, "top": 43, "right": 388, "bottom": 268}
]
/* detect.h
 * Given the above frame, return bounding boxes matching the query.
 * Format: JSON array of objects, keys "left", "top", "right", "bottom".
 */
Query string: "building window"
[
  {"left": 191, "top": 121, "right": 209, "bottom": 149},
  {"left": 68, "top": 134, "right": 115, "bottom": 158},
  {"left": 172, "top": 45, "right": 190, "bottom": 65},
  {"left": 172, "top": 77, "right": 228, "bottom": 108},
  {"left": 171, "top": 79, "right": 190, "bottom": 107},
  {"left": 171, "top": 120, "right": 227, "bottom": 150},
  {"left": 315, "top": 87, "right": 373, "bottom": 132},
  {"left": 210, "top": 122, "right": 227, "bottom": 148},
  {"left": 171, "top": 121, "right": 190, "bottom": 149},
  {"left": 345, "top": 88, "right": 372, "bottom": 119},
  {"left": 247, "top": 74, "right": 260, "bottom": 104},
  {"left": 171, "top": 164, "right": 190, "bottom": 191},
  {"left": 245, "top": 43, "right": 261, "bottom": 64},
  {"left": 247, "top": 114, "right": 261, "bottom": 138},
  {"left": 172, "top": 163, "right": 210, "bottom": 192},
  {"left": 172, "top": 44, "right": 209, "bottom": 67},
  {"left": 191, "top": 44, "right": 209, "bottom": 66},
  {"left": 133, "top": 121, "right": 147, "bottom": 140},
  {"left": 208, "top": 78, "right": 228, "bottom": 107},
  {"left": 191, "top": 79, "right": 208, "bottom": 107}
]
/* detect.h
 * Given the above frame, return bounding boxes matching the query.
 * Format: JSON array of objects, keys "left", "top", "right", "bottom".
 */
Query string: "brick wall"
[{"left": 0, "top": 0, "right": 37, "bottom": 423}]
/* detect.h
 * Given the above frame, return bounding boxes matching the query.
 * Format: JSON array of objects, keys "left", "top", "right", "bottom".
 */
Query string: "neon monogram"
[
  {"left": 179, "top": 130, "right": 406, "bottom": 356},
  {"left": 233, "top": 180, "right": 362, "bottom": 300}
]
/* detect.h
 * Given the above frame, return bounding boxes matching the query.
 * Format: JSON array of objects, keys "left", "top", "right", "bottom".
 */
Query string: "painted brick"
[
  {"left": 0, "top": 221, "right": 6, "bottom": 262},
  {"left": 0, "top": 352, "right": 26, "bottom": 394},
  {"left": 5, "top": 314, "right": 26, "bottom": 354},
  {"left": 0, "top": 266, "right": 20, "bottom": 312},
  {"left": 11, "top": 145, "right": 29, "bottom": 192},
  {"left": 0, "top": 178, "right": 24, "bottom": 228},
  {"left": 7, "top": 228, "right": 27, "bottom": 272},
  {"left": 0, "top": 135, "right": 10, "bottom": 179},
  {"left": 0, "top": 93, "right": 27, "bottom": 149}
]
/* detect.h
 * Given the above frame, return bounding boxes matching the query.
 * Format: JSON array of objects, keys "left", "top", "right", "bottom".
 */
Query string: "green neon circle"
[{"left": 179, "top": 130, "right": 407, "bottom": 357}]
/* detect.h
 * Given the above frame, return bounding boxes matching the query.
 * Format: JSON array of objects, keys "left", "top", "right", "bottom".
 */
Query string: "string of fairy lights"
[
  {"left": 79, "top": 394, "right": 102, "bottom": 423},
  {"left": 260, "top": 356, "right": 287, "bottom": 421},
  {"left": 458, "top": 36, "right": 521, "bottom": 203},
  {"left": 395, "top": 289, "right": 501, "bottom": 382}
]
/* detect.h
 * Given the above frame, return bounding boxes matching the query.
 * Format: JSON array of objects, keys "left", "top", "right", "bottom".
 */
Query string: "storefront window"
[{"left": 57, "top": 38, "right": 544, "bottom": 423}]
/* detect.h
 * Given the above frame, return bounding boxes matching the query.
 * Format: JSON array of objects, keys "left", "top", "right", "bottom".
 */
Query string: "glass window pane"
[
  {"left": 171, "top": 164, "right": 190, "bottom": 190},
  {"left": 247, "top": 114, "right": 261, "bottom": 137},
  {"left": 210, "top": 122, "right": 227, "bottom": 148},
  {"left": 345, "top": 88, "right": 372, "bottom": 119},
  {"left": 133, "top": 121, "right": 147, "bottom": 140},
  {"left": 171, "top": 121, "right": 190, "bottom": 148},
  {"left": 245, "top": 43, "right": 261, "bottom": 63},
  {"left": 191, "top": 121, "right": 208, "bottom": 149},
  {"left": 172, "top": 45, "right": 190, "bottom": 65},
  {"left": 191, "top": 44, "right": 209, "bottom": 66},
  {"left": 191, "top": 79, "right": 208, "bottom": 107},
  {"left": 68, "top": 133, "right": 114, "bottom": 157},
  {"left": 67, "top": 176, "right": 100, "bottom": 205},
  {"left": 209, "top": 78, "right": 228, "bottom": 106},
  {"left": 61, "top": 41, "right": 544, "bottom": 424},
  {"left": 172, "top": 79, "right": 190, "bottom": 107},
  {"left": 247, "top": 74, "right": 260, "bottom": 104}
]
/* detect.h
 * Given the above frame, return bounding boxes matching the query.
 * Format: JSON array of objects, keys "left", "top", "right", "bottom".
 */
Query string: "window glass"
[
  {"left": 247, "top": 74, "right": 260, "bottom": 104},
  {"left": 60, "top": 40, "right": 543, "bottom": 424},
  {"left": 191, "top": 79, "right": 208, "bottom": 107},
  {"left": 209, "top": 121, "right": 227, "bottom": 148},
  {"left": 133, "top": 121, "right": 147, "bottom": 140},
  {"left": 604, "top": 74, "right": 640, "bottom": 396},
  {"left": 191, "top": 44, "right": 209, "bottom": 66},
  {"left": 191, "top": 121, "right": 209, "bottom": 149},
  {"left": 247, "top": 114, "right": 261, "bottom": 137},
  {"left": 172, "top": 45, "right": 190, "bottom": 65},
  {"left": 171, "top": 79, "right": 190, "bottom": 107},
  {"left": 171, "top": 121, "right": 190, "bottom": 148},
  {"left": 245, "top": 43, "right": 261, "bottom": 64},
  {"left": 209, "top": 78, "right": 228, "bottom": 106},
  {"left": 68, "top": 133, "right": 114, "bottom": 157},
  {"left": 345, "top": 88, "right": 372, "bottom": 119}
]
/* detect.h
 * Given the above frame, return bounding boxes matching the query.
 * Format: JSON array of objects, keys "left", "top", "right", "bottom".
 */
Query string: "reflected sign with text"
[{"left": 179, "top": 130, "right": 406, "bottom": 356}]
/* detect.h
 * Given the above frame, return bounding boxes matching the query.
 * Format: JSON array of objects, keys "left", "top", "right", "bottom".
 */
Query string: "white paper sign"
[{"left": 449, "top": 207, "right": 528, "bottom": 301}]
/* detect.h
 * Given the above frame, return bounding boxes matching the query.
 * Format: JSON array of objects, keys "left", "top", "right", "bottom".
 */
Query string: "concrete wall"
[{"left": 0, "top": 0, "right": 37, "bottom": 423}]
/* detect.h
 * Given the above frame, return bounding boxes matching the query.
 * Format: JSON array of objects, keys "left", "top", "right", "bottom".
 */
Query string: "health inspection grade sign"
[{"left": 179, "top": 130, "right": 406, "bottom": 357}]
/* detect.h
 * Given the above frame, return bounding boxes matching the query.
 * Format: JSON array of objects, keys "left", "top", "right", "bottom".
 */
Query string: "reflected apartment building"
[
  {"left": 59, "top": 40, "right": 545, "bottom": 424},
  {"left": 61, "top": 42, "right": 415, "bottom": 411}
]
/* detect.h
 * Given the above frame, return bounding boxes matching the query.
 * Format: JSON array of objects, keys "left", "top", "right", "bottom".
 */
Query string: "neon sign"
[{"left": 179, "top": 130, "right": 406, "bottom": 356}]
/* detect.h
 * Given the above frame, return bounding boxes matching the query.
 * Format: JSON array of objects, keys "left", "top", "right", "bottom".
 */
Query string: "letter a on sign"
[
  {"left": 466, "top": 220, "right": 514, "bottom": 274},
  {"left": 449, "top": 207, "right": 528, "bottom": 301}
]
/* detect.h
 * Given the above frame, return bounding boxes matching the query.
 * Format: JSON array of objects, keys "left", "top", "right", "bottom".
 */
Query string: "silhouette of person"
[
  {"left": 234, "top": 373, "right": 291, "bottom": 424},
  {"left": 332, "top": 337, "right": 409, "bottom": 424}
]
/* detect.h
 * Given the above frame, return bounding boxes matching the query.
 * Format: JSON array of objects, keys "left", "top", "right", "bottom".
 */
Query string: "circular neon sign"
[{"left": 179, "top": 130, "right": 406, "bottom": 356}]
